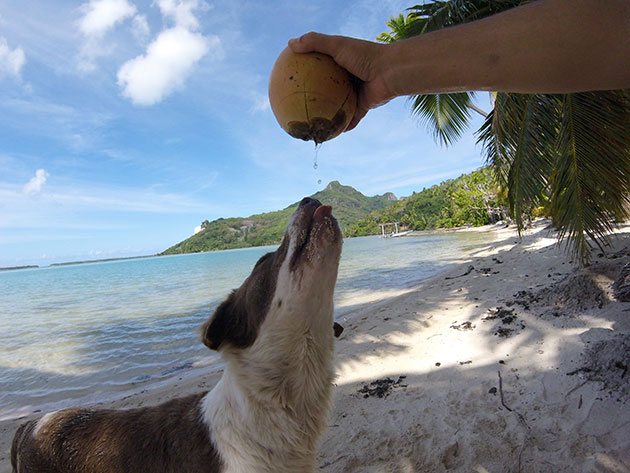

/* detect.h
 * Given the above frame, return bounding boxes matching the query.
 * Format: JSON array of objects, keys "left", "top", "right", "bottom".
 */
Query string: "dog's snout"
[{"left": 299, "top": 197, "right": 321, "bottom": 208}]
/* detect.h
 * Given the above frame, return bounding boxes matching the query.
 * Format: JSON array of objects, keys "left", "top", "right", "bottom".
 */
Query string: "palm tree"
[{"left": 379, "top": 1, "right": 630, "bottom": 264}]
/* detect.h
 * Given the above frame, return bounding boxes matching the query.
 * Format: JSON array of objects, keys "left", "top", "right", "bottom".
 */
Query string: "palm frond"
[
  {"left": 405, "top": 0, "right": 521, "bottom": 35},
  {"left": 477, "top": 92, "right": 510, "bottom": 188},
  {"left": 376, "top": 15, "right": 412, "bottom": 43},
  {"left": 550, "top": 90, "right": 630, "bottom": 264},
  {"left": 477, "top": 93, "right": 558, "bottom": 229},
  {"left": 504, "top": 94, "right": 558, "bottom": 230},
  {"left": 410, "top": 92, "right": 476, "bottom": 146}
]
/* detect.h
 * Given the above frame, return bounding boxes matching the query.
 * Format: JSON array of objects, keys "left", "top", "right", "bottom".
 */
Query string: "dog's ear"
[{"left": 201, "top": 291, "right": 255, "bottom": 351}]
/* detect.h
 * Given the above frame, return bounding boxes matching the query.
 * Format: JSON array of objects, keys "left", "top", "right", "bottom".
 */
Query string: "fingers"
[
  {"left": 345, "top": 107, "right": 368, "bottom": 132},
  {"left": 288, "top": 32, "right": 339, "bottom": 56},
  {"left": 287, "top": 31, "right": 383, "bottom": 134}
]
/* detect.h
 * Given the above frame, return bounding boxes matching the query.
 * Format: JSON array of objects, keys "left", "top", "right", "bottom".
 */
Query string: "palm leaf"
[
  {"left": 550, "top": 90, "right": 630, "bottom": 264},
  {"left": 504, "top": 94, "right": 558, "bottom": 230},
  {"left": 478, "top": 93, "right": 557, "bottom": 229},
  {"left": 411, "top": 92, "right": 476, "bottom": 146},
  {"left": 405, "top": 0, "right": 521, "bottom": 34},
  {"left": 377, "top": 14, "right": 425, "bottom": 43},
  {"left": 477, "top": 92, "right": 510, "bottom": 188},
  {"left": 376, "top": 15, "right": 410, "bottom": 43}
]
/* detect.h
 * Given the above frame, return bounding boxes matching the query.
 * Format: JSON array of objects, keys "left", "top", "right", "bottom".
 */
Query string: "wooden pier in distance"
[{"left": 379, "top": 222, "right": 411, "bottom": 238}]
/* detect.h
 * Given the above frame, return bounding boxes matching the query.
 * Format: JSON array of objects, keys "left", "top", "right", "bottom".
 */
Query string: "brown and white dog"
[{"left": 11, "top": 197, "right": 342, "bottom": 473}]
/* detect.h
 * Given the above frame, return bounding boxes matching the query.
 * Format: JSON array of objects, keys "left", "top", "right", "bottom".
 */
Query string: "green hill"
[{"left": 160, "top": 181, "right": 397, "bottom": 255}]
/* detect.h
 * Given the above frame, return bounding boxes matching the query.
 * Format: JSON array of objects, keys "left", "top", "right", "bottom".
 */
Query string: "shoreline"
[
  {"left": 1, "top": 220, "right": 628, "bottom": 472},
  {"left": 1, "top": 222, "right": 499, "bottom": 271}
]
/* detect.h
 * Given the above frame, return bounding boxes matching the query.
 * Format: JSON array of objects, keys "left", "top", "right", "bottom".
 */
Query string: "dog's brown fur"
[
  {"left": 202, "top": 236, "right": 289, "bottom": 351},
  {"left": 11, "top": 393, "right": 221, "bottom": 472}
]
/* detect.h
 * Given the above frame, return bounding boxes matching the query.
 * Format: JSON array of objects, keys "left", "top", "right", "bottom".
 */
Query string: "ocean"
[{"left": 0, "top": 232, "right": 490, "bottom": 419}]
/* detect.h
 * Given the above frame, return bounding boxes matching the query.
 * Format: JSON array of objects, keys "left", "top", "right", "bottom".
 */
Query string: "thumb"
[{"left": 288, "top": 32, "right": 338, "bottom": 56}]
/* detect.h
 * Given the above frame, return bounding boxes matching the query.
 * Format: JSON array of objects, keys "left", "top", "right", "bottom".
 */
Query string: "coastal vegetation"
[
  {"left": 0, "top": 265, "right": 39, "bottom": 271},
  {"left": 49, "top": 255, "right": 154, "bottom": 267},
  {"left": 161, "top": 170, "right": 507, "bottom": 255},
  {"left": 346, "top": 167, "right": 506, "bottom": 237},
  {"left": 380, "top": 1, "right": 630, "bottom": 264}
]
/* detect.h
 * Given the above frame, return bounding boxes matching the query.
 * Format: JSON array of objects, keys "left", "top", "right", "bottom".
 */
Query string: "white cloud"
[
  {"left": 78, "top": 0, "right": 137, "bottom": 38},
  {"left": 156, "top": 0, "right": 209, "bottom": 30},
  {"left": 77, "top": 0, "right": 137, "bottom": 71},
  {"left": 131, "top": 14, "right": 150, "bottom": 42},
  {"left": 0, "top": 37, "right": 25, "bottom": 79},
  {"left": 117, "top": 28, "right": 214, "bottom": 105},
  {"left": 23, "top": 169, "right": 49, "bottom": 195},
  {"left": 117, "top": 0, "right": 219, "bottom": 106}
]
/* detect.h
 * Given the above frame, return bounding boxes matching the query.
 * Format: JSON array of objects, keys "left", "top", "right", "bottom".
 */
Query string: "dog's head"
[{"left": 201, "top": 197, "right": 342, "bottom": 353}]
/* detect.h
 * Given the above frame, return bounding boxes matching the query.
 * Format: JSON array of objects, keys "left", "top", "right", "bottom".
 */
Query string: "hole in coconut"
[{"left": 286, "top": 109, "right": 348, "bottom": 144}]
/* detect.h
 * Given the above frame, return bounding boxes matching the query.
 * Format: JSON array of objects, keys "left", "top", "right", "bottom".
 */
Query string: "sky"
[{"left": 0, "top": 0, "right": 491, "bottom": 267}]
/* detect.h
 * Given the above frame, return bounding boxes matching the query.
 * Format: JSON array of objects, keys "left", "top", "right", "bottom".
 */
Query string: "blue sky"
[{"left": 0, "top": 0, "right": 490, "bottom": 267}]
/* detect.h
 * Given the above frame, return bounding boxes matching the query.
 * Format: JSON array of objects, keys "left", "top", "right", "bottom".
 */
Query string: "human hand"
[{"left": 288, "top": 32, "right": 393, "bottom": 132}]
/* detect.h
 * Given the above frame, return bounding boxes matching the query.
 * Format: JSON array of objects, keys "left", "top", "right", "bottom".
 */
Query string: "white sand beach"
[{"left": 2, "top": 220, "right": 629, "bottom": 473}]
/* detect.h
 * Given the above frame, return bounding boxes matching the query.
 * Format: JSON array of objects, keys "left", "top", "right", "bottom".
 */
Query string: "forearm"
[{"left": 382, "top": 0, "right": 630, "bottom": 95}]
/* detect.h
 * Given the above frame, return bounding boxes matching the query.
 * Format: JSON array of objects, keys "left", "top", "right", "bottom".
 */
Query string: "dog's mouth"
[{"left": 289, "top": 198, "right": 341, "bottom": 271}]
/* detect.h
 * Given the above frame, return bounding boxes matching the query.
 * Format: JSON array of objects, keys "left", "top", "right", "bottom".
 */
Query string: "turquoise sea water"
[{"left": 0, "top": 232, "right": 489, "bottom": 418}]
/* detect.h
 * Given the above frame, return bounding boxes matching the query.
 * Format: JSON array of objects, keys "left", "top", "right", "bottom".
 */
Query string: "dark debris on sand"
[
  {"left": 450, "top": 321, "right": 476, "bottom": 331},
  {"left": 482, "top": 307, "right": 526, "bottom": 338},
  {"left": 568, "top": 334, "right": 630, "bottom": 401},
  {"left": 358, "top": 376, "right": 408, "bottom": 399},
  {"left": 477, "top": 267, "right": 500, "bottom": 276},
  {"left": 612, "top": 262, "right": 630, "bottom": 302},
  {"left": 506, "top": 247, "right": 630, "bottom": 317},
  {"left": 482, "top": 306, "right": 516, "bottom": 321},
  {"left": 507, "top": 290, "right": 542, "bottom": 311}
]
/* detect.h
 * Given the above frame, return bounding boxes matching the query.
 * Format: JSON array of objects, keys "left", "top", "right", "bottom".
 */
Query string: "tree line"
[{"left": 347, "top": 167, "right": 509, "bottom": 237}]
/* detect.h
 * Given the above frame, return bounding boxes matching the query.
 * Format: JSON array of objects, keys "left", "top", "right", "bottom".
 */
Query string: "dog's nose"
[{"left": 299, "top": 197, "right": 321, "bottom": 208}]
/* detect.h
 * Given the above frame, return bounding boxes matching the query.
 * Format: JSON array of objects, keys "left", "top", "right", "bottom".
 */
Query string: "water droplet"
[
  {"left": 313, "top": 142, "right": 321, "bottom": 170},
  {"left": 317, "top": 179, "right": 322, "bottom": 185}
]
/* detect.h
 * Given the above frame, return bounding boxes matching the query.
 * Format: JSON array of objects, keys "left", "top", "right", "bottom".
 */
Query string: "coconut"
[{"left": 268, "top": 47, "right": 357, "bottom": 144}]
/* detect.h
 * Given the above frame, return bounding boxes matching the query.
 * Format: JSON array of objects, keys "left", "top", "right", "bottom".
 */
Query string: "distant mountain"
[{"left": 160, "top": 181, "right": 397, "bottom": 255}]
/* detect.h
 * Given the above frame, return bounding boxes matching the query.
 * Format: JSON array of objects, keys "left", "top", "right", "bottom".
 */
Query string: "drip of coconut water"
[
  {"left": 314, "top": 143, "right": 322, "bottom": 186},
  {"left": 313, "top": 142, "right": 320, "bottom": 170}
]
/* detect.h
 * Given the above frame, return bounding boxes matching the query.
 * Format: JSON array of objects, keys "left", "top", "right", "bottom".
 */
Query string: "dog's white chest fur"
[{"left": 201, "top": 314, "right": 335, "bottom": 473}]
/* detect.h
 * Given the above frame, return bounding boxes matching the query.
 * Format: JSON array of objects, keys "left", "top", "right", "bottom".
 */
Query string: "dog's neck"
[{"left": 202, "top": 316, "right": 335, "bottom": 473}]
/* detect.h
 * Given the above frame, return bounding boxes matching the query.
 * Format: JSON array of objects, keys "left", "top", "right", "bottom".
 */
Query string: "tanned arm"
[{"left": 289, "top": 0, "right": 630, "bottom": 129}]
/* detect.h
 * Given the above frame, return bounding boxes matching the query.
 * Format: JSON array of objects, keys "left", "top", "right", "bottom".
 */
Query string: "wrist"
[
  {"left": 376, "top": 42, "right": 404, "bottom": 100},
  {"left": 379, "top": 29, "right": 482, "bottom": 96},
  {"left": 379, "top": 39, "right": 435, "bottom": 98}
]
